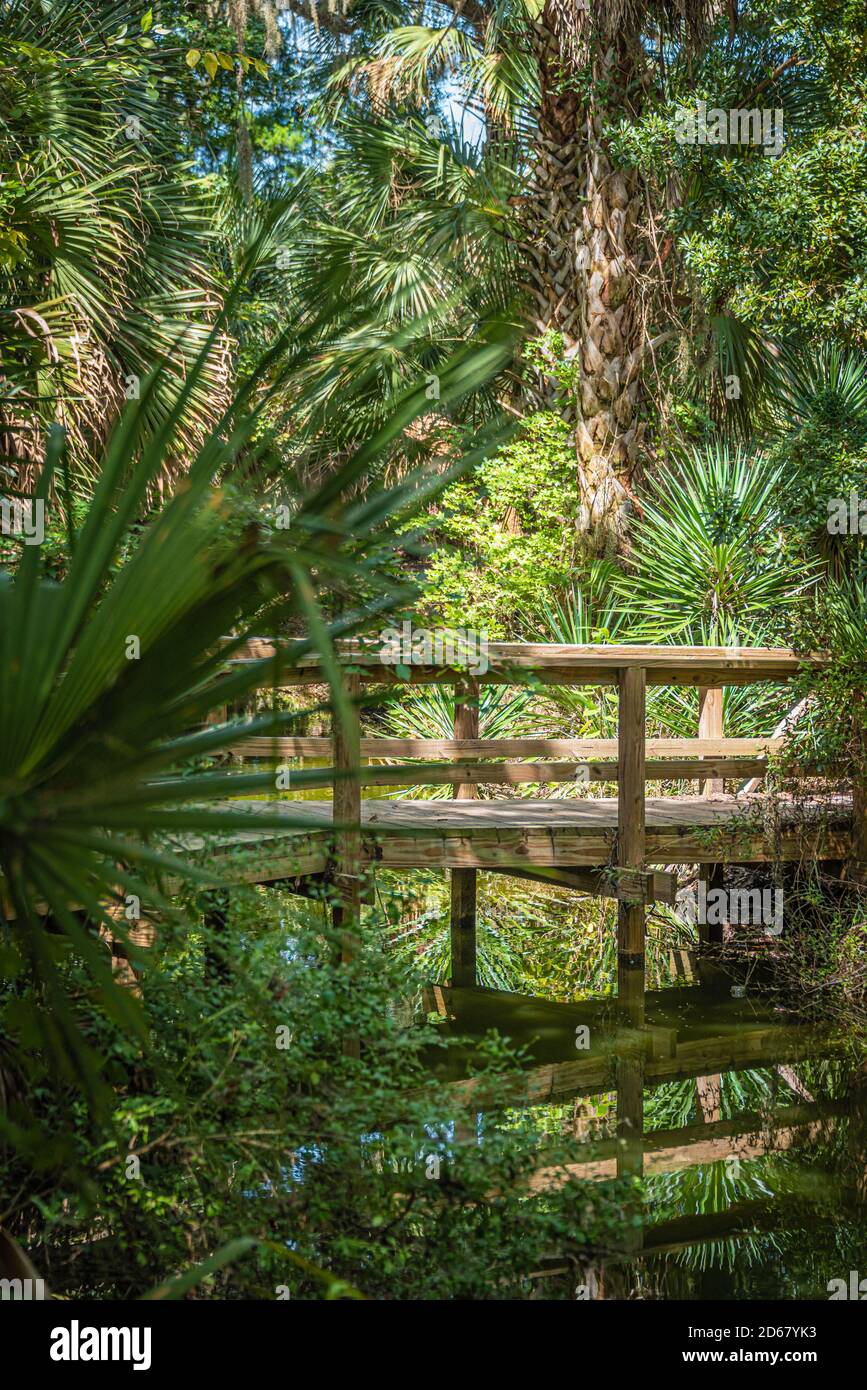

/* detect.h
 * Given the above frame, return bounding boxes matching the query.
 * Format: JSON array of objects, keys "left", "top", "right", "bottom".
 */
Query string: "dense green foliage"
[{"left": 1, "top": 0, "right": 865, "bottom": 1303}]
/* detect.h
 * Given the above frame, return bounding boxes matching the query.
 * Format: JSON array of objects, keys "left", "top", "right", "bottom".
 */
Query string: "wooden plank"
[
  {"left": 198, "top": 794, "right": 849, "bottom": 837},
  {"left": 699, "top": 861, "right": 726, "bottom": 945},
  {"left": 450, "top": 679, "right": 479, "bottom": 986},
  {"left": 453, "top": 683, "right": 479, "bottom": 803},
  {"left": 166, "top": 798, "right": 852, "bottom": 888},
  {"left": 617, "top": 667, "right": 646, "bottom": 971},
  {"left": 332, "top": 674, "right": 361, "bottom": 968},
  {"left": 228, "top": 735, "right": 785, "bottom": 759},
  {"left": 529, "top": 1104, "right": 841, "bottom": 1188},
  {"left": 450, "top": 868, "right": 477, "bottom": 988},
  {"left": 483, "top": 864, "right": 677, "bottom": 904},
  {"left": 427, "top": 1024, "right": 843, "bottom": 1112},
  {"left": 698, "top": 685, "right": 725, "bottom": 796},
  {"left": 696, "top": 1073, "right": 722, "bottom": 1122},
  {"left": 669, "top": 947, "right": 698, "bottom": 982},
  {"left": 616, "top": 665, "right": 646, "bottom": 1176},
  {"left": 228, "top": 757, "right": 769, "bottom": 786},
  {"left": 231, "top": 640, "right": 822, "bottom": 687},
  {"left": 852, "top": 713, "right": 867, "bottom": 884}
]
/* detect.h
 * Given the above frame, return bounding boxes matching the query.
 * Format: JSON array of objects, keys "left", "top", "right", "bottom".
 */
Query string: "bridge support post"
[
  {"left": 852, "top": 709, "right": 867, "bottom": 885},
  {"left": 698, "top": 685, "right": 725, "bottom": 944},
  {"left": 332, "top": 674, "right": 362, "bottom": 964},
  {"left": 616, "top": 666, "right": 646, "bottom": 1183},
  {"left": 617, "top": 665, "right": 646, "bottom": 1015},
  {"left": 332, "top": 674, "right": 362, "bottom": 1060},
  {"left": 450, "top": 678, "right": 478, "bottom": 987}
]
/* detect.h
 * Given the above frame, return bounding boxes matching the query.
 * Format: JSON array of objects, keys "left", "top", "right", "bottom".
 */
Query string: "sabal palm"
[
  {"left": 267, "top": 113, "right": 522, "bottom": 460},
  {"left": 0, "top": 287, "right": 512, "bottom": 1116},
  {"left": 314, "top": 1, "right": 841, "bottom": 537},
  {"left": 317, "top": 2, "right": 717, "bottom": 534},
  {"left": 0, "top": 0, "right": 226, "bottom": 490}
]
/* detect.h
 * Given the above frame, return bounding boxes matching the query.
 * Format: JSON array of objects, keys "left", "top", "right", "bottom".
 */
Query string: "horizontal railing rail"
[
  {"left": 223, "top": 759, "right": 772, "bottom": 787},
  {"left": 225, "top": 736, "right": 794, "bottom": 784},
  {"left": 226, "top": 735, "right": 786, "bottom": 759},
  {"left": 227, "top": 639, "right": 824, "bottom": 688}
]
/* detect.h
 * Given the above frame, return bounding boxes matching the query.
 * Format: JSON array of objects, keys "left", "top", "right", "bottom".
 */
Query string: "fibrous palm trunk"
[{"left": 525, "top": 2, "right": 652, "bottom": 543}]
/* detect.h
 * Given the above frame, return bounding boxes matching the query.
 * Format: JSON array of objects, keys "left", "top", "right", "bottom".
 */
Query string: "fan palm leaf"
[{"left": 0, "top": 277, "right": 513, "bottom": 1116}]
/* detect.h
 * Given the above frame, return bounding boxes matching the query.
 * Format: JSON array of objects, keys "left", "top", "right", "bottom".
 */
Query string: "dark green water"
[
  {"left": 424, "top": 981, "right": 867, "bottom": 1300},
  {"left": 262, "top": 787, "right": 867, "bottom": 1300}
]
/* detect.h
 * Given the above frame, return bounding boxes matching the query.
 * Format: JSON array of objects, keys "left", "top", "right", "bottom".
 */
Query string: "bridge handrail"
[
  {"left": 219, "top": 640, "right": 820, "bottom": 785},
  {"left": 227, "top": 639, "right": 825, "bottom": 688}
]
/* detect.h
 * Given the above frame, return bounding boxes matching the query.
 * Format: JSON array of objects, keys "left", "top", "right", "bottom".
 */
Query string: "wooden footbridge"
[{"left": 197, "top": 641, "right": 858, "bottom": 1018}]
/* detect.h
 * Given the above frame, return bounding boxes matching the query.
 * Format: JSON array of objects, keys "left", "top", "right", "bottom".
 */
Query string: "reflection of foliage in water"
[
  {"left": 378, "top": 871, "right": 698, "bottom": 998},
  {"left": 643, "top": 1068, "right": 778, "bottom": 1135},
  {"left": 638, "top": 1056, "right": 866, "bottom": 1291}
]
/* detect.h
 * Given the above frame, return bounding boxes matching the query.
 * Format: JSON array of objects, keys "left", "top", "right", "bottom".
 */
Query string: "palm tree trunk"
[{"left": 525, "top": 4, "right": 652, "bottom": 543}]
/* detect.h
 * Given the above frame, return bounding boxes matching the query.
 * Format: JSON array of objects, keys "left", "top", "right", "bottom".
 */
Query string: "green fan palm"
[
  {"left": 265, "top": 111, "right": 522, "bottom": 459},
  {"left": 0, "top": 280, "right": 513, "bottom": 1117},
  {"left": 0, "top": 0, "right": 227, "bottom": 487}
]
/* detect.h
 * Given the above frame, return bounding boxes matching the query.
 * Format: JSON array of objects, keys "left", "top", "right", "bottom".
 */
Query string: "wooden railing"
[
  {"left": 231, "top": 640, "right": 812, "bottom": 687},
  {"left": 225, "top": 641, "right": 809, "bottom": 790},
  {"left": 221, "top": 640, "right": 830, "bottom": 1009},
  {"left": 216, "top": 637, "right": 856, "bottom": 1174}
]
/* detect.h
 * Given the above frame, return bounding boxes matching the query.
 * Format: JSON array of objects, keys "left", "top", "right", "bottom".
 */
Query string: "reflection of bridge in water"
[{"left": 419, "top": 983, "right": 865, "bottom": 1295}]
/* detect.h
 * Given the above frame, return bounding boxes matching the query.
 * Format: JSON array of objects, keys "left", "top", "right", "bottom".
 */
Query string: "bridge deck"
[{"left": 185, "top": 794, "right": 852, "bottom": 882}]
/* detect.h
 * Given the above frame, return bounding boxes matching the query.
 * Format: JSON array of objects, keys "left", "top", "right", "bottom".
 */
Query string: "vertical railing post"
[
  {"left": 852, "top": 709, "right": 867, "bottom": 885},
  {"left": 698, "top": 685, "right": 724, "bottom": 797},
  {"left": 450, "top": 677, "right": 478, "bottom": 987},
  {"left": 616, "top": 665, "right": 646, "bottom": 1017},
  {"left": 332, "top": 672, "right": 362, "bottom": 965},
  {"left": 616, "top": 665, "right": 646, "bottom": 1183},
  {"left": 698, "top": 685, "right": 725, "bottom": 944}
]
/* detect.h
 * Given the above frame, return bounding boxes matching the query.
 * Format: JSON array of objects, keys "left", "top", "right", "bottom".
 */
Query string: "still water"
[
  {"left": 257, "top": 768, "right": 866, "bottom": 1301},
  {"left": 422, "top": 980, "right": 866, "bottom": 1300}
]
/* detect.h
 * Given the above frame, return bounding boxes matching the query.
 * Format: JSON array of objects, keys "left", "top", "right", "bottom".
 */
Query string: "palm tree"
[
  {"left": 0, "top": 277, "right": 512, "bottom": 1117},
  {"left": 264, "top": 112, "right": 522, "bottom": 471},
  {"left": 614, "top": 440, "right": 811, "bottom": 644},
  {"left": 0, "top": 0, "right": 228, "bottom": 493},
  {"left": 520, "top": 1, "right": 722, "bottom": 535},
  {"left": 314, "top": 2, "right": 721, "bottom": 537},
  {"left": 312, "top": 2, "right": 846, "bottom": 548}
]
